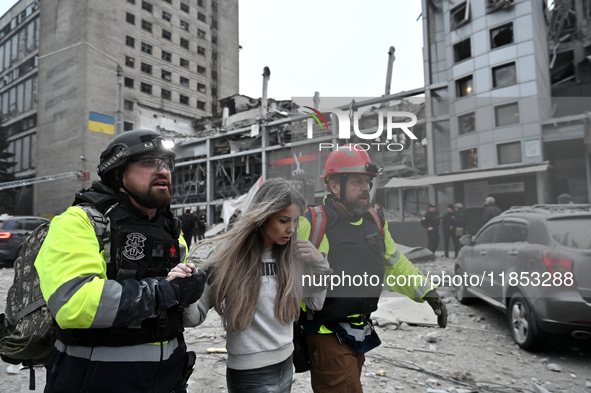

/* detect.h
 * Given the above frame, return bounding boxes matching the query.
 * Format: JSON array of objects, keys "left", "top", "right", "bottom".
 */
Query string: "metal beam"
[{"left": 0, "top": 172, "right": 82, "bottom": 190}]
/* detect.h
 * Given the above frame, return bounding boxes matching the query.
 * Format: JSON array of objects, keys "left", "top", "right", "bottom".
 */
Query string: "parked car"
[
  {"left": 454, "top": 204, "right": 591, "bottom": 350},
  {"left": 0, "top": 215, "right": 50, "bottom": 265}
]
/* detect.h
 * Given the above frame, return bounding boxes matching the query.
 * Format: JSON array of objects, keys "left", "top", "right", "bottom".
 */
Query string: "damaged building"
[
  {"left": 170, "top": 87, "right": 430, "bottom": 223},
  {"left": 0, "top": 0, "right": 239, "bottom": 216},
  {"left": 382, "top": 0, "right": 591, "bottom": 233}
]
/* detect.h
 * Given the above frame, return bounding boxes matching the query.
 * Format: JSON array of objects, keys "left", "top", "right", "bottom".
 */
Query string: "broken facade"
[{"left": 391, "top": 0, "right": 591, "bottom": 233}]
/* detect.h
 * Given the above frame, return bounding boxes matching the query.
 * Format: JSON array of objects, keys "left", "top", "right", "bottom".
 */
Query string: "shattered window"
[
  {"left": 458, "top": 112, "right": 475, "bottom": 135},
  {"left": 453, "top": 38, "right": 471, "bottom": 63},
  {"left": 492, "top": 62, "right": 517, "bottom": 88},
  {"left": 450, "top": 2, "right": 470, "bottom": 30},
  {"left": 490, "top": 23, "right": 513, "bottom": 49}
]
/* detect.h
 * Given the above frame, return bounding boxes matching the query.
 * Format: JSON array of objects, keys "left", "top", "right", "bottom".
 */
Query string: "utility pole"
[
  {"left": 116, "top": 65, "right": 123, "bottom": 135},
  {"left": 261, "top": 66, "right": 271, "bottom": 119},
  {"left": 385, "top": 46, "right": 396, "bottom": 96}
]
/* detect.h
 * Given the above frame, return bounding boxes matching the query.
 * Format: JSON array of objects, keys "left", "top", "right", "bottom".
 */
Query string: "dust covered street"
[{"left": 1, "top": 247, "right": 589, "bottom": 393}]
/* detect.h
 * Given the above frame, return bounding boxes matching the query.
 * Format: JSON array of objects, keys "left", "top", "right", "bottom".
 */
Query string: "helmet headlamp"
[{"left": 365, "top": 162, "right": 383, "bottom": 176}]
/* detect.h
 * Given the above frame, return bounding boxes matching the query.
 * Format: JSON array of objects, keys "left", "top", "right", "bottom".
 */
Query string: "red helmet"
[{"left": 321, "top": 144, "right": 382, "bottom": 182}]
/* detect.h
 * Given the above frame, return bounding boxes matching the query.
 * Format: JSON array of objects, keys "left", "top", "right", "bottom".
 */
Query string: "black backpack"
[{"left": 0, "top": 205, "right": 109, "bottom": 390}]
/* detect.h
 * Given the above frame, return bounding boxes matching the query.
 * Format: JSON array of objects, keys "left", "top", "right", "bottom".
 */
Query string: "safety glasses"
[{"left": 132, "top": 157, "right": 175, "bottom": 173}]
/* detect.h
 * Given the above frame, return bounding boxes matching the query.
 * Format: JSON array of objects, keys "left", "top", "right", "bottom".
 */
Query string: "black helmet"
[{"left": 97, "top": 129, "right": 175, "bottom": 185}]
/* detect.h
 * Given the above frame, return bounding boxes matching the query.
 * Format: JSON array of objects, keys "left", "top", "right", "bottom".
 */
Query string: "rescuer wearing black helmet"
[
  {"left": 97, "top": 129, "right": 176, "bottom": 207},
  {"left": 36, "top": 129, "right": 206, "bottom": 393}
]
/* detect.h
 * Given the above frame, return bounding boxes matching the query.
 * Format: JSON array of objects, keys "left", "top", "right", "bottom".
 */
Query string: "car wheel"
[
  {"left": 508, "top": 294, "right": 539, "bottom": 350},
  {"left": 454, "top": 267, "right": 473, "bottom": 305}
]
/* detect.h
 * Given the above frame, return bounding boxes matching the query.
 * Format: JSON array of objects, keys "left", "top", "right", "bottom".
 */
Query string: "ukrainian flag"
[{"left": 88, "top": 112, "right": 115, "bottom": 134}]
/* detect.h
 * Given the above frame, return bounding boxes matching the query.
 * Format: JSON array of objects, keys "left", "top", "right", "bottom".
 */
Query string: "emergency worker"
[
  {"left": 421, "top": 204, "right": 440, "bottom": 254},
  {"left": 35, "top": 130, "right": 207, "bottom": 393},
  {"left": 297, "top": 144, "right": 448, "bottom": 393}
]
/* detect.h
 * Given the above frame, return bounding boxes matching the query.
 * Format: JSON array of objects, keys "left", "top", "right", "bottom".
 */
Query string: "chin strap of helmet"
[
  {"left": 120, "top": 182, "right": 143, "bottom": 206},
  {"left": 327, "top": 174, "right": 359, "bottom": 215}
]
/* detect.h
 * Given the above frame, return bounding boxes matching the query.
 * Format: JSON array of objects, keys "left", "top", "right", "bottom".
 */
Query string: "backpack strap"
[
  {"left": 308, "top": 206, "right": 327, "bottom": 249},
  {"left": 308, "top": 205, "right": 385, "bottom": 249},
  {"left": 76, "top": 203, "right": 115, "bottom": 252},
  {"left": 6, "top": 297, "right": 45, "bottom": 326},
  {"left": 367, "top": 207, "right": 385, "bottom": 238}
]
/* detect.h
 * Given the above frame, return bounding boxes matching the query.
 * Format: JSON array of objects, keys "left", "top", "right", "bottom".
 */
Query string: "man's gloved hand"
[
  {"left": 169, "top": 270, "right": 207, "bottom": 307},
  {"left": 424, "top": 290, "right": 448, "bottom": 328}
]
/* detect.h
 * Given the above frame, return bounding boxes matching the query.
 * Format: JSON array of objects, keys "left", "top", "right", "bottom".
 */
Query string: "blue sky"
[{"left": 1, "top": 0, "right": 426, "bottom": 100}]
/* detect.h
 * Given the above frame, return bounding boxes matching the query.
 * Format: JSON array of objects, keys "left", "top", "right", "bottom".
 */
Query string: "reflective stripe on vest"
[{"left": 54, "top": 338, "right": 179, "bottom": 362}]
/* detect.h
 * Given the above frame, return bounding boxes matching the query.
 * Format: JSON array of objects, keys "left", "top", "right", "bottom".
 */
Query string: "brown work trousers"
[{"left": 306, "top": 333, "right": 365, "bottom": 393}]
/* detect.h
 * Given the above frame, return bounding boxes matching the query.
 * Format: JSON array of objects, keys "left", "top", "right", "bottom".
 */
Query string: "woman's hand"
[
  {"left": 166, "top": 262, "right": 198, "bottom": 281},
  {"left": 292, "top": 240, "right": 324, "bottom": 263}
]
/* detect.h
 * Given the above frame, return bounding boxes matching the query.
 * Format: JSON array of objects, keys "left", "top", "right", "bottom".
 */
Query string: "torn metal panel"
[
  {"left": 486, "top": 0, "right": 515, "bottom": 14},
  {"left": 547, "top": 0, "right": 579, "bottom": 48}
]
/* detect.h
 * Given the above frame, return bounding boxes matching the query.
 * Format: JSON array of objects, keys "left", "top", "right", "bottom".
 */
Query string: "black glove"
[
  {"left": 424, "top": 290, "right": 448, "bottom": 328},
  {"left": 169, "top": 270, "right": 207, "bottom": 307}
]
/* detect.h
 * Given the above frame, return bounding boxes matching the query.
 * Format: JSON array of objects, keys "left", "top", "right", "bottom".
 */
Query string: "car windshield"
[
  {"left": 547, "top": 218, "right": 591, "bottom": 249},
  {"left": 0, "top": 221, "right": 5, "bottom": 229}
]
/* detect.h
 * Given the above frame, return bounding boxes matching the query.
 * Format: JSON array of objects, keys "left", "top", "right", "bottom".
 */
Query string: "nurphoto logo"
[{"left": 301, "top": 107, "right": 419, "bottom": 151}]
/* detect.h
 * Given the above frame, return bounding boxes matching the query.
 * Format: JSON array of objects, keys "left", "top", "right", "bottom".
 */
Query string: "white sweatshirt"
[{"left": 183, "top": 247, "right": 328, "bottom": 370}]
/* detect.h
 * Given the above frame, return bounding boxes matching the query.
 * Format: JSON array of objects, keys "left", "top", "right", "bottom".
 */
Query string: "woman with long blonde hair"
[{"left": 167, "top": 177, "right": 328, "bottom": 392}]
